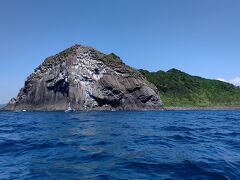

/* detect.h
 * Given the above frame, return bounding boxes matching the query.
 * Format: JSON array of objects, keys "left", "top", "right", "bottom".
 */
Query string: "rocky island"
[{"left": 2, "top": 44, "right": 163, "bottom": 111}]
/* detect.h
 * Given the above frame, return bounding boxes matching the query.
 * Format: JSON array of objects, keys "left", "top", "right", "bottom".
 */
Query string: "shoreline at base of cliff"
[{"left": 1, "top": 106, "right": 240, "bottom": 112}]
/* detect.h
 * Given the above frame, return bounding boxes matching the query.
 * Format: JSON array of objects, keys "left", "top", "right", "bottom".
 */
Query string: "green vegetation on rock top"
[
  {"left": 98, "top": 53, "right": 143, "bottom": 78},
  {"left": 140, "top": 69, "right": 240, "bottom": 107}
]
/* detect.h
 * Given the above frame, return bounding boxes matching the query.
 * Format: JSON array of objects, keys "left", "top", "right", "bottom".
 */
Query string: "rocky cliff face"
[{"left": 3, "top": 44, "right": 163, "bottom": 111}]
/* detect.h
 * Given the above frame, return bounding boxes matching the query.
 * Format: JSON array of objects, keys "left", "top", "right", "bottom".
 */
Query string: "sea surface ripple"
[{"left": 0, "top": 110, "right": 240, "bottom": 179}]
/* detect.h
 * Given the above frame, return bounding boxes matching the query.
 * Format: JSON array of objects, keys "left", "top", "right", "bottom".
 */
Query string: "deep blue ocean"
[{"left": 0, "top": 111, "right": 240, "bottom": 179}]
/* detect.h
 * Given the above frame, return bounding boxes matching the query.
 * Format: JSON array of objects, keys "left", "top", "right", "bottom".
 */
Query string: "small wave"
[
  {"left": 168, "top": 134, "right": 196, "bottom": 142},
  {"left": 214, "top": 131, "right": 240, "bottom": 139},
  {"left": 228, "top": 132, "right": 240, "bottom": 136},
  {"left": 93, "top": 141, "right": 110, "bottom": 146},
  {"left": 163, "top": 126, "right": 193, "bottom": 132},
  {"left": 121, "top": 160, "right": 228, "bottom": 179},
  {"left": 225, "top": 117, "right": 240, "bottom": 121},
  {"left": 81, "top": 152, "right": 111, "bottom": 161},
  {"left": 133, "top": 137, "right": 175, "bottom": 148}
]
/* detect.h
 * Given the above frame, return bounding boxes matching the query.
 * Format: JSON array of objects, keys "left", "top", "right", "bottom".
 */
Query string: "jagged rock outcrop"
[{"left": 2, "top": 44, "right": 163, "bottom": 111}]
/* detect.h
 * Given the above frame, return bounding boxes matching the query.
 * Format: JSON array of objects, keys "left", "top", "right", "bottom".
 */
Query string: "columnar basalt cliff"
[{"left": 3, "top": 44, "right": 163, "bottom": 111}]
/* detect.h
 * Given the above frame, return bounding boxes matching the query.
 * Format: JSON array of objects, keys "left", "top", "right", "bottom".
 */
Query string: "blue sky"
[{"left": 0, "top": 0, "right": 240, "bottom": 104}]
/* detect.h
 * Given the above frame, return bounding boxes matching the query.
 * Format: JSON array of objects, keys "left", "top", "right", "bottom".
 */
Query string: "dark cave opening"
[
  {"left": 90, "top": 95, "right": 121, "bottom": 108},
  {"left": 47, "top": 79, "right": 69, "bottom": 97}
]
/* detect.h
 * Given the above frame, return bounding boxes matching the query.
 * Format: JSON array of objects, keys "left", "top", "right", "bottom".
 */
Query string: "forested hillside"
[{"left": 140, "top": 69, "right": 240, "bottom": 107}]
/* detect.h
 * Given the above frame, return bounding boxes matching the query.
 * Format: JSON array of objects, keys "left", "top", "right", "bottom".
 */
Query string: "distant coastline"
[
  {"left": 140, "top": 69, "right": 240, "bottom": 108},
  {"left": 164, "top": 106, "right": 240, "bottom": 110}
]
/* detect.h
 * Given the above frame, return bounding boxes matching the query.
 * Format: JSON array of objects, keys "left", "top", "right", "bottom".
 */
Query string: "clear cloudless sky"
[{"left": 0, "top": 0, "right": 240, "bottom": 103}]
